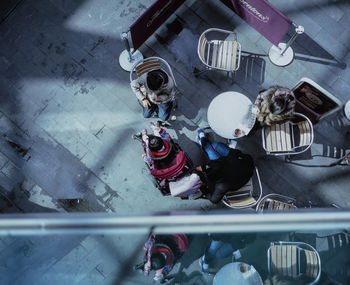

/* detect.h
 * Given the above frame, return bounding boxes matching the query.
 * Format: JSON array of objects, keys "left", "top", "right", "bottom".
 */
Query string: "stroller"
[{"left": 133, "top": 122, "right": 202, "bottom": 199}]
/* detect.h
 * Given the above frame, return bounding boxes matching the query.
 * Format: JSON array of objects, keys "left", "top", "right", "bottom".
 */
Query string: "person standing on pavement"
[{"left": 131, "top": 69, "right": 175, "bottom": 121}]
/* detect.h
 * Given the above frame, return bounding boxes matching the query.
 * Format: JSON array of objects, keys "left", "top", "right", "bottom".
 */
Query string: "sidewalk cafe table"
[
  {"left": 213, "top": 262, "right": 263, "bottom": 285},
  {"left": 207, "top": 91, "right": 256, "bottom": 139}
]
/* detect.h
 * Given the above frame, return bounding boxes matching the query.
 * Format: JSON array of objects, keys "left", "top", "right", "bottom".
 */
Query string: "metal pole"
[
  {"left": 120, "top": 32, "right": 133, "bottom": 61},
  {"left": 0, "top": 210, "right": 350, "bottom": 235},
  {"left": 281, "top": 25, "right": 304, "bottom": 56},
  {"left": 119, "top": 31, "right": 143, "bottom": 71}
]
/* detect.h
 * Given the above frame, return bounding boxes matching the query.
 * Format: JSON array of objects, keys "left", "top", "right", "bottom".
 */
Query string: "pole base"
[
  {"left": 344, "top": 100, "right": 350, "bottom": 121},
  {"left": 268, "top": 43, "right": 294, "bottom": 67},
  {"left": 119, "top": 49, "right": 143, "bottom": 71}
]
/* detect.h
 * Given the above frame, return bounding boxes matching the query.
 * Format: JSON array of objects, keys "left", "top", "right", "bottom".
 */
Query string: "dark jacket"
[{"left": 202, "top": 149, "right": 254, "bottom": 203}]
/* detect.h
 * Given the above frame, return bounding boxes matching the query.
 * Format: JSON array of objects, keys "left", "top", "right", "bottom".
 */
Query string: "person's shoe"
[
  {"left": 157, "top": 120, "right": 171, "bottom": 128},
  {"left": 199, "top": 255, "right": 209, "bottom": 273},
  {"left": 196, "top": 128, "right": 206, "bottom": 146},
  {"left": 132, "top": 132, "right": 142, "bottom": 142}
]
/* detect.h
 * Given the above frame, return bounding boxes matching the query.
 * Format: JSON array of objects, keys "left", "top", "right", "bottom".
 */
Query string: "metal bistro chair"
[
  {"left": 267, "top": 241, "right": 321, "bottom": 285},
  {"left": 256, "top": 193, "right": 297, "bottom": 212},
  {"left": 129, "top": 56, "right": 178, "bottom": 108},
  {"left": 262, "top": 112, "right": 314, "bottom": 156},
  {"left": 222, "top": 167, "right": 263, "bottom": 209},
  {"left": 197, "top": 28, "right": 242, "bottom": 79}
]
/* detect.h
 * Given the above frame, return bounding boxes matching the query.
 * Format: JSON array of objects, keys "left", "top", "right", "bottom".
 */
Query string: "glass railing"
[{"left": 0, "top": 209, "right": 349, "bottom": 284}]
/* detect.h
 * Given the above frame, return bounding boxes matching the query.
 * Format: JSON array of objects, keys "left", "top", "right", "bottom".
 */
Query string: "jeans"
[
  {"left": 204, "top": 240, "right": 233, "bottom": 263},
  {"left": 143, "top": 101, "right": 173, "bottom": 121},
  {"left": 200, "top": 137, "right": 230, "bottom": 160}
]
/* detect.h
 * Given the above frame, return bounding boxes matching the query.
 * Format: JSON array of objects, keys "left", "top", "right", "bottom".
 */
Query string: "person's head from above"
[
  {"left": 146, "top": 69, "right": 168, "bottom": 91},
  {"left": 148, "top": 135, "right": 165, "bottom": 152},
  {"left": 150, "top": 252, "right": 167, "bottom": 270},
  {"left": 269, "top": 87, "right": 294, "bottom": 115}
]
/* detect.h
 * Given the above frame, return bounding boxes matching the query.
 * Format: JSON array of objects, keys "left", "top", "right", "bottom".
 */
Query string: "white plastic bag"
[{"left": 169, "top": 173, "right": 202, "bottom": 197}]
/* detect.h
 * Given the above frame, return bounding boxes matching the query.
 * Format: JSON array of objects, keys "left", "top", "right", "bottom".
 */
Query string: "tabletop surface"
[
  {"left": 345, "top": 100, "right": 350, "bottom": 120},
  {"left": 213, "top": 262, "right": 263, "bottom": 285},
  {"left": 207, "top": 91, "right": 256, "bottom": 139}
]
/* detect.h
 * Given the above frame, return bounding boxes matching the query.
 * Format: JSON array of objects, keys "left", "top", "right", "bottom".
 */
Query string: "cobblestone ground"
[{"left": 0, "top": 0, "right": 349, "bottom": 284}]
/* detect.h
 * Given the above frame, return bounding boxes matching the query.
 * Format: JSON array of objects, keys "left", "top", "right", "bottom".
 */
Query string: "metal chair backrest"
[
  {"left": 129, "top": 57, "right": 177, "bottom": 87},
  {"left": 262, "top": 112, "right": 314, "bottom": 156},
  {"left": 222, "top": 167, "right": 262, "bottom": 209},
  {"left": 197, "top": 28, "right": 242, "bottom": 72},
  {"left": 256, "top": 194, "right": 297, "bottom": 212},
  {"left": 198, "top": 34, "right": 208, "bottom": 65},
  {"left": 269, "top": 244, "right": 299, "bottom": 278},
  {"left": 268, "top": 241, "right": 321, "bottom": 285},
  {"left": 135, "top": 59, "right": 160, "bottom": 78},
  {"left": 297, "top": 120, "right": 312, "bottom": 146}
]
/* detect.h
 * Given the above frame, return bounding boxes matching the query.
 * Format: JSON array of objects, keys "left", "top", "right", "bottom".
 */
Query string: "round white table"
[
  {"left": 213, "top": 262, "right": 263, "bottom": 285},
  {"left": 207, "top": 91, "right": 256, "bottom": 139}
]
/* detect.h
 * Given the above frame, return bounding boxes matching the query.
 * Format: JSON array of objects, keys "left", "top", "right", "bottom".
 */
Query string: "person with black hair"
[
  {"left": 136, "top": 122, "right": 173, "bottom": 170},
  {"left": 195, "top": 129, "right": 255, "bottom": 204},
  {"left": 141, "top": 232, "right": 189, "bottom": 283},
  {"left": 131, "top": 69, "right": 175, "bottom": 121},
  {"left": 254, "top": 86, "right": 295, "bottom": 126}
]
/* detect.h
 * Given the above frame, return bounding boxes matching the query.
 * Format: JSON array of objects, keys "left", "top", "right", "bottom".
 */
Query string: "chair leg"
[
  {"left": 172, "top": 98, "right": 178, "bottom": 110},
  {"left": 229, "top": 71, "right": 235, "bottom": 84},
  {"left": 193, "top": 67, "right": 209, "bottom": 77}
]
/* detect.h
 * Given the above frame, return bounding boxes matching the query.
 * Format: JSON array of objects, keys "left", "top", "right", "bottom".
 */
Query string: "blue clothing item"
[
  {"left": 204, "top": 240, "right": 233, "bottom": 263},
  {"left": 196, "top": 128, "right": 206, "bottom": 146},
  {"left": 143, "top": 101, "right": 173, "bottom": 121},
  {"left": 199, "top": 137, "right": 230, "bottom": 160}
]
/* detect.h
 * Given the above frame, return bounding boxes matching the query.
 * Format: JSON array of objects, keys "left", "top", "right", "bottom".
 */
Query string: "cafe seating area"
[{"left": 1, "top": 1, "right": 350, "bottom": 284}]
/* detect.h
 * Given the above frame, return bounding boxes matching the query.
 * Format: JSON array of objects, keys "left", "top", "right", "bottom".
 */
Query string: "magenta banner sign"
[
  {"left": 224, "top": 0, "right": 292, "bottom": 46},
  {"left": 130, "top": 0, "right": 185, "bottom": 51}
]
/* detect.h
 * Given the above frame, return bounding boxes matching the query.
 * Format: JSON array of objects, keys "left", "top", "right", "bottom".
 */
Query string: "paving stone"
[
  {"left": 330, "top": 77, "right": 350, "bottom": 102},
  {"left": 0, "top": 195, "right": 21, "bottom": 213},
  {"left": 0, "top": 152, "right": 9, "bottom": 170},
  {"left": 1, "top": 159, "right": 25, "bottom": 184},
  {"left": 80, "top": 234, "right": 146, "bottom": 278},
  {"left": 0, "top": 171, "right": 16, "bottom": 194},
  {"left": 0, "top": 1, "right": 349, "bottom": 284},
  {"left": 34, "top": 100, "right": 90, "bottom": 159},
  {"left": 3, "top": 235, "right": 88, "bottom": 285},
  {"left": 28, "top": 184, "right": 66, "bottom": 212},
  {"left": 0, "top": 114, "right": 32, "bottom": 147},
  {"left": 49, "top": 244, "right": 89, "bottom": 273},
  {"left": 307, "top": 5, "right": 346, "bottom": 37},
  {"left": 314, "top": 29, "right": 349, "bottom": 61},
  {"left": 316, "top": 0, "right": 345, "bottom": 22},
  {"left": 47, "top": 245, "right": 108, "bottom": 285},
  {"left": 76, "top": 268, "right": 106, "bottom": 285}
]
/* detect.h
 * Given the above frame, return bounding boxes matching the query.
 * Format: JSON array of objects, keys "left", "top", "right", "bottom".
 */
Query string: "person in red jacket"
[{"left": 139, "top": 232, "right": 189, "bottom": 283}]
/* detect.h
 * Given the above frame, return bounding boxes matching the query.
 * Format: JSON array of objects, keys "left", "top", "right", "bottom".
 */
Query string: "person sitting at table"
[
  {"left": 199, "top": 233, "right": 256, "bottom": 273},
  {"left": 195, "top": 129, "right": 254, "bottom": 204},
  {"left": 130, "top": 69, "right": 175, "bottom": 121},
  {"left": 254, "top": 86, "right": 295, "bottom": 126}
]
